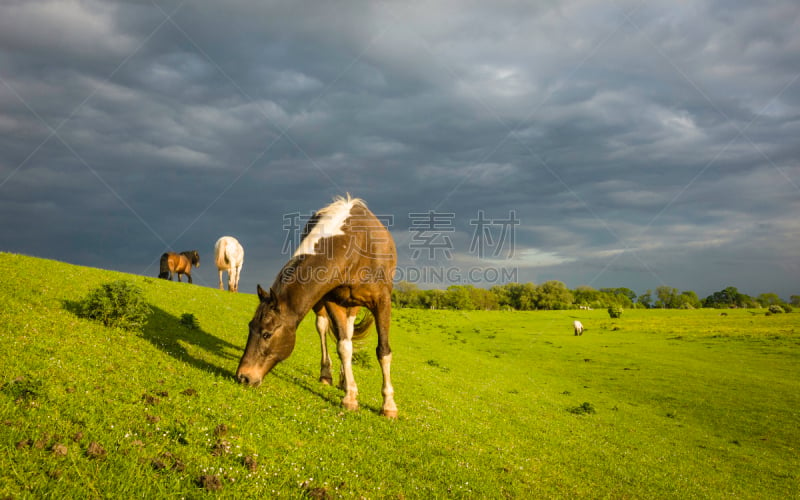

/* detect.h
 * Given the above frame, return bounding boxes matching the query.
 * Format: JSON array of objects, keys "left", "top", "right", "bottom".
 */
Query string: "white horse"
[
  {"left": 214, "top": 236, "right": 244, "bottom": 292},
  {"left": 573, "top": 320, "right": 584, "bottom": 336}
]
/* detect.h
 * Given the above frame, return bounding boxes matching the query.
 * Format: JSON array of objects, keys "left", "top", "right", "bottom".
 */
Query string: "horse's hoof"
[
  {"left": 319, "top": 376, "right": 333, "bottom": 386},
  {"left": 342, "top": 399, "right": 359, "bottom": 412},
  {"left": 380, "top": 409, "right": 399, "bottom": 419}
]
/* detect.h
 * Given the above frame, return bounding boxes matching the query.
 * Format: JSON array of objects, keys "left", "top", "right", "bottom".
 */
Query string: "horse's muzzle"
[{"left": 236, "top": 373, "right": 261, "bottom": 387}]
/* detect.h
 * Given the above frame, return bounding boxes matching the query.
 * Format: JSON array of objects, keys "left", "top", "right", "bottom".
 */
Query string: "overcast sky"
[{"left": 1, "top": 0, "right": 798, "bottom": 299}]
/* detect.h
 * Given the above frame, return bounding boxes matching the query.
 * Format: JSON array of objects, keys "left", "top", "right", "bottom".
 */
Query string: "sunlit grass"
[{"left": 0, "top": 252, "right": 798, "bottom": 497}]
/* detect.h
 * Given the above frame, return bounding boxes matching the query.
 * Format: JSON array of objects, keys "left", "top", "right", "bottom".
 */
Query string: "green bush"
[
  {"left": 768, "top": 305, "right": 785, "bottom": 314},
  {"left": 180, "top": 313, "right": 199, "bottom": 330},
  {"left": 567, "top": 402, "right": 596, "bottom": 415},
  {"left": 608, "top": 305, "right": 623, "bottom": 319},
  {"left": 79, "top": 280, "right": 151, "bottom": 331}
]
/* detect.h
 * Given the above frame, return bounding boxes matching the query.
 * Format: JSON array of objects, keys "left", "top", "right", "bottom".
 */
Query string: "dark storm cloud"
[{"left": 1, "top": 0, "right": 798, "bottom": 298}]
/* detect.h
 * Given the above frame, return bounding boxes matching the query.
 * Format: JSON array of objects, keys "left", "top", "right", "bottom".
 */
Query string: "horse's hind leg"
[
  {"left": 233, "top": 265, "right": 242, "bottom": 293},
  {"left": 373, "top": 295, "right": 398, "bottom": 418}
]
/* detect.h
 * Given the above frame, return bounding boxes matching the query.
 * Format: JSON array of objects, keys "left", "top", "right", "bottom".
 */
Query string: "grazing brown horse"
[
  {"left": 236, "top": 195, "right": 398, "bottom": 418},
  {"left": 158, "top": 250, "right": 200, "bottom": 283}
]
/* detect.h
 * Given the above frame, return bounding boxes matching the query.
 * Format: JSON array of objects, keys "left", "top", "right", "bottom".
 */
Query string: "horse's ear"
[{"left": 257, "top": 284, "right": 270, "bottom": 303}]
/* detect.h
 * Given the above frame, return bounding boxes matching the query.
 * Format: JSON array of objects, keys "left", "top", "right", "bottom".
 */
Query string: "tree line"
[{"left": 391, "top": 281, "right": 798, "bottom": 312}]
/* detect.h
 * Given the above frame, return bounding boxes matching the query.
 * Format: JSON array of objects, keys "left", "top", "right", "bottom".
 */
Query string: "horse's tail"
[
  {"left": 352, "top": 309, "right": 374, "bottom": 341},
  {"left": 158, "top": 253, "right": 170, "bottom": 279}
]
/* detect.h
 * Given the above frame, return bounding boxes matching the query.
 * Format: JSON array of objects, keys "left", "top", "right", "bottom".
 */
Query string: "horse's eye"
[{"left": 261, "top": 330, "right": 273, "bottom": 340}]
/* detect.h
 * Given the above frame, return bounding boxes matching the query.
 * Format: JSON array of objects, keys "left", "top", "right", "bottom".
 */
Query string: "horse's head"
[
  {"left": 235, "top": 284, "right": 297, "bottom": 387},
  {"left": 191, "top": 250, "right": 200, "bottom": 267}
]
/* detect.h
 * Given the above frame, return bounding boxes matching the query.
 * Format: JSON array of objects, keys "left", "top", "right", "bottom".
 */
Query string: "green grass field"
[{"left": 0, "top": 252, "right": 798, "bottom": 498}]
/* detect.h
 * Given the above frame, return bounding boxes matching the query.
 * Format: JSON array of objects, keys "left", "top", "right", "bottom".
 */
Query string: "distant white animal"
[
  {"left": 573, "top": 320, "right": 584, "bottom": 336},
  {"left": 214, "top": 236, "right": 244, "bottom": 292}
]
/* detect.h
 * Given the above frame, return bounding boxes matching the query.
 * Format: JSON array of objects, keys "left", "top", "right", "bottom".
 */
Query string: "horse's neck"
[{"left": 272, "top": 259, "right": 336, "bottom": 327}]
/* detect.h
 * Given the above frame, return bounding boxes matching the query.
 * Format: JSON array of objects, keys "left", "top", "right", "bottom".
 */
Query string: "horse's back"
[
  {"left": 324, "top": 202, "right": 396, "bottom": 301},
  {"left": 349, "top": 203, "right": 397, "bottom": 271},
  {"left": 215, "top": 236, "right": 244, "bottom": 269}
]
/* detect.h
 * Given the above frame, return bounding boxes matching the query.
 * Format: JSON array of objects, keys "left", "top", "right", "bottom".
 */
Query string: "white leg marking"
[
  {"left": 316, "top": 314, "right": 332, "bottom": 384},
  {"left": 380, "top": 353, "right": 397, "bottom": 417},
  {"left": 338, "top": 312, "right": 358, "bottom": 410},
  {"left": 234, "top": 264, "right": 242, "bottom": 292}
]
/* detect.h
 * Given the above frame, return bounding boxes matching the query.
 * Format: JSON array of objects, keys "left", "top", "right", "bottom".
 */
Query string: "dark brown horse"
[
  {"left": 236, "top": 196, "right": 398, "bottom": 418},
  {"left": 158, "top": 250, "right": 200, "bottom": 283}
]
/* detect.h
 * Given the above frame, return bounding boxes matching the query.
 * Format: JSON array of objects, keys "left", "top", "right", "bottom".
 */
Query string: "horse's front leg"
[
  {"left": 315, "top": 306, "right": 334, "bottom": 385},
  {"left": 373, "top": 295, "right": 398, "bottom": 418},
  {"left": 326, "top": 303, "right": 359, "bottom": 411},
  {"left": 187, "top": 272, "right": 192, "bottom": 284}
]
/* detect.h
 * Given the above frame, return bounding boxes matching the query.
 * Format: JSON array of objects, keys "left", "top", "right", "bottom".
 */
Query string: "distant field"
[{"left": 0, "top": 252, "right": 798, "bottom": 498}]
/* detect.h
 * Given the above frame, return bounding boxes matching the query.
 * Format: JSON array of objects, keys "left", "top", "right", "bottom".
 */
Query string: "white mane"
[{"left": 293, "top": 195, "right": 366, "bottom": 257}]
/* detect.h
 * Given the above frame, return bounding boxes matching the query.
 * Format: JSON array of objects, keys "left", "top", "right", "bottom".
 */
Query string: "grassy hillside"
[{"left": 0, "top": 252, "right": 798, "bottom": 498}]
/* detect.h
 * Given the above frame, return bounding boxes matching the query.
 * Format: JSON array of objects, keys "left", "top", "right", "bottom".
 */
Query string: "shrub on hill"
[
  {"left": 78, "top": 280, "right": 151, "bottom": 332},
  {"left": 608, "top": 305, "right": 623, "bottom": 319},
  {"left": 180, "top": 313, "right": 200, "bottom": 329}
]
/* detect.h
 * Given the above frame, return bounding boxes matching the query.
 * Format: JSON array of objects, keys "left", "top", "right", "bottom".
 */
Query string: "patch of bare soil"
[
  {"left": 86, "top": 441, "right": 107, "bottom": 459},
  {"left": 151, "top": 451, "right": 186, "bottom": 472},
  {"left": 197, "top": 474, "right": 223, "bottom": 491},
  {"left": 141, "top": 393, "right": 160, "bottom": 405},
  {"left": 51, "top": 443, "right": 68, "bottom": 457},
  {"left": 243, "top": 455, "right": 258, "bottom": 473},
  {"left": 211, "top": 439, "right": 231, "bottom": 456},
  {"left": 301, "top": 479, "right": 330, "bottom": 499}
]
